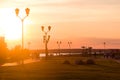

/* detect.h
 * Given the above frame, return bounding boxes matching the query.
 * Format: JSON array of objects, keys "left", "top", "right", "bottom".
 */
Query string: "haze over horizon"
[{"left": 0, "top": 0, "right": 120, "bottom": 49}]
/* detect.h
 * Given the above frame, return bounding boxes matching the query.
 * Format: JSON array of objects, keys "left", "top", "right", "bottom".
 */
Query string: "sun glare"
[{"left": 0, "top": 8, "right": 31, "bottom": 40}]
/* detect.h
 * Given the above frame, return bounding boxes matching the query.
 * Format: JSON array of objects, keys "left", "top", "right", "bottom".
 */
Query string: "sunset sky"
[{"left": 0, "top": 0, "right": 120, "bottom": 49}]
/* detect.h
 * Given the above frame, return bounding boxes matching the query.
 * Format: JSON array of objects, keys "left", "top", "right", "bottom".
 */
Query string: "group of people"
[
  {"left": 92, "top": 51, "right": 116, "bottom": 59},
  {"left": 104, "top": 52, "right": 115, "bottom": 59}
]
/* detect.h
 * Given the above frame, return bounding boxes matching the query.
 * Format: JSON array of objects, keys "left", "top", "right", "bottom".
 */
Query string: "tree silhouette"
[
  {"left": 10, "top": 45, "right": 22, "bottom": 63},
  {"left": 10, "top": 45, "right": 30, "bottom": 64},
  {"left": 0, "top": 37, "right": 8, "bottom": 65}
]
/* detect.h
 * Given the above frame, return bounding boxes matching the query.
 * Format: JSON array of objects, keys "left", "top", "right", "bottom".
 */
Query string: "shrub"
[
  {"left": 63, "top": 60, "right": 70, "bottom": 64},
  {"left": 86, "top": 59, "right": 95, "bottom": 65},
  {"left": 75, "top": 60, "right": 84, "bottom": 65}
]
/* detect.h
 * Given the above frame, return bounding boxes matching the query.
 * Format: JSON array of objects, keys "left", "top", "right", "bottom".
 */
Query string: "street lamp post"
[
  {"left": 68, "top": 42, "right": 72, "bottom": 49},
  {"left": 15, "top": 8, "right": 30, "bottom": 64},
  {"left": 41, "top": 26, "right": 51, "bottom": 58},
  {"left": 103, "top": 42, "right": 106, "bottom": 54},
  {"left": 57, "top": 41, "right": 62, "bottom": 55},
  {"left": 68, "top": 42, "right": 72, "bottom": 55},
  {"left": 103, "top": 42, "right": 106, "bottom": 49}
]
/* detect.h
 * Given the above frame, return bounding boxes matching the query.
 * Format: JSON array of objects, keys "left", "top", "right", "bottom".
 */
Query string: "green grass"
[{"left": 0, "top": 56, "right": 120, "bottom": 80}]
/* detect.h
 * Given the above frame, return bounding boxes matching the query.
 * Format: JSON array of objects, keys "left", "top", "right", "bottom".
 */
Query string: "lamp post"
[
  {"left": 103, "top": 42, "right": 106, "bottom": 54},
  {"left": 103, "top": 42, "right": 106, "bottom": 49},
  {"left": 41, "top": 26, "right": 51, "bottom": 58},
  {"left": 68, "top": 42, "right": 72, "bottom": 55},
  {"left": 57, "top": 41, "right": 62, "bottom": 55},
  {"left": 15, "top": 8, "right": 30, "bottom": 64},
  {"left": 68, "top": 42, "right": 72, "bottom": 49}
]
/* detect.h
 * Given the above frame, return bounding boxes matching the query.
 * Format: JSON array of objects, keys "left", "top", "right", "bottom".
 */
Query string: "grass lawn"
[{"left": 0, "top": 56, "right": 120, "bottom": 80}]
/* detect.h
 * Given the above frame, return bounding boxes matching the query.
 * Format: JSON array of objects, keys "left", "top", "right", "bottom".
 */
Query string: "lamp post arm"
[
  {"left": 17, "top": 15, "right": 28, "bottom": 22},
  {"left": 47, "top": 30, "right": 50, "bottom": 33},
  {"left": 23, "top": 16, "right": 28, "bottom": 20}
]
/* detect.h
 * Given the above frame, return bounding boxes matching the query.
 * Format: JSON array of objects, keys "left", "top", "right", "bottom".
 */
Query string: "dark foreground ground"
[{"left": 0, "top": 56, "right": 120, "bottom": 80}]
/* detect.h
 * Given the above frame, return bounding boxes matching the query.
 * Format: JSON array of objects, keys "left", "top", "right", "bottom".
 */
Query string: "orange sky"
[{"left": 0, "top": 0, "right": 120, "bottom": 49}]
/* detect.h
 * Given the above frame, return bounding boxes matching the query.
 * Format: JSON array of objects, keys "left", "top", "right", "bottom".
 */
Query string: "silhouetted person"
[
  {"left": 104, "top": 53, "right": 109, "bottom": 59},
  {"left": 93, "top": 52, "right": 97, "bottom": 58},
  {"left": 111, "top": 53, "right": 115, "bottom": 59},
  {"left": 104, "top": 53, "right": 106, "bottom": 58}
]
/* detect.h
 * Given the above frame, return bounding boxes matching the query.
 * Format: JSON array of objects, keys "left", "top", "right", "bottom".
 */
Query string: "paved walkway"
[
  {"left": 2, "top": 59, "right": 40, "bottom": 66},
  {"left": 115, "top": 59, "right": 120, "bottom": 63}
]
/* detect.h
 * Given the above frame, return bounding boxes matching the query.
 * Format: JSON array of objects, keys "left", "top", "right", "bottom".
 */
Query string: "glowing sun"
[{"left": 0, "top": 8, "right": 30, "bottom": 40}]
